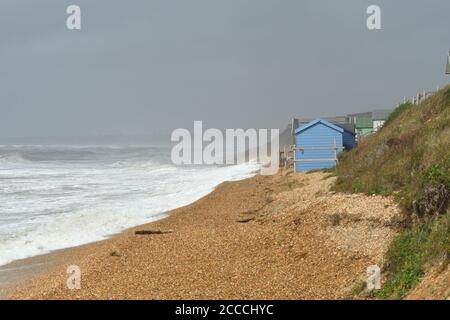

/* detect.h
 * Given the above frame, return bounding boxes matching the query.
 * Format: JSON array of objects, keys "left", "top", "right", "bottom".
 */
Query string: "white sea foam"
[
  {"left": 0, "top": 145, "right": 259, "bottom": 266},
  {"left": 0, "top": 153, "right": 31, "bottom": 165}
]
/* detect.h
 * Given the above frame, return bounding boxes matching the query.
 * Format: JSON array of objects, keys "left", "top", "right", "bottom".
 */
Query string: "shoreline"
[
  {"left": 5, "top": 170, "right": 402, "bottom": 300},
  {"left": 0, "top": 212, "right": 172, "bottom": 298},
  {"left": 0, "top": 173, "right": 258, "bottom": 299},
  {"left": 0, "top": 181, "right": 234, "bottom": 299},
  {"left": 0, "top": 240, "right": 104, "bottom": 298},
  {"left": 0, "top": 169, "right": 257, "bottom": 299}
]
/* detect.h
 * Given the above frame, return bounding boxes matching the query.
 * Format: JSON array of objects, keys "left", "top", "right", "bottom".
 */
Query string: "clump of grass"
[
  {"left": 351, "top": 280, "right": 367, "bottom": 297},
  {"left": 322, "top": 173, "right": 335, "bottom": 180},
  {"left": 378, "top": 212, "right": 449, "bottom": 299},
  {"left": 306, "top": 168, "right": 334, "bottom": 175},
  {"left": 423, "top": 156, "right": 450, "bottom": 187},
  {"left": 287, "top": 180, "right": 296, "bottom": 190},
  {"left": 330, "top": 213, "right": 342, "bottom": 226},
  {"left": 315, "top": 189, "right": 326, "bottom": 197}
]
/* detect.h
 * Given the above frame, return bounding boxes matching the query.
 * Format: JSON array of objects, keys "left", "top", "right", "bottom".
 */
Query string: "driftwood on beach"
[
  {"left": 236, "top": 218, "right": 255, "bottom": 223},
  {"left": 134, "top": 230, "right": 171, "bottom": 235}
]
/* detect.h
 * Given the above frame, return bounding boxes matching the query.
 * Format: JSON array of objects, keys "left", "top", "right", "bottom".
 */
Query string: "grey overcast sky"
[{"left": 1, "top": 0, "right": 449, "bottom": 138}]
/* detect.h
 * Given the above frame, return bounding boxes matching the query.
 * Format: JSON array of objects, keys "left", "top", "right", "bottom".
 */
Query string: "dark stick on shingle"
[
  {"left": 236, "top": 218, "right": 255, "bottom": 223},
  {"left": 135, "top": 230, "right": 171, "bottom": 235}
]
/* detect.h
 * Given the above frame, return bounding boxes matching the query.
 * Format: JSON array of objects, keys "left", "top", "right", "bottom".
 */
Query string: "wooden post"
[
  {"left": 333, "top": 137, "right": 338, "bottom": 166},
  {"left": 293, "top": 144, "right": 297, "bottom": 173}
]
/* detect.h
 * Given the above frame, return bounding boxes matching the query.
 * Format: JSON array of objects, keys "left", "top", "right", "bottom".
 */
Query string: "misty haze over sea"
[{"left": 0, "top": 136, "right": 259, "bottom": 266}]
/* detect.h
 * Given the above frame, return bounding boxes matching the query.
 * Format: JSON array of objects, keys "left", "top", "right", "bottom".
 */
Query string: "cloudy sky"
[{"left": 1, "top": 0, "right": 449, "bottom": 138}]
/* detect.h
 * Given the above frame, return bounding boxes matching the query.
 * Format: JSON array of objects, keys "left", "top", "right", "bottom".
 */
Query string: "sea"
[{"left": 0, "top": 136, "right": 259, "bottom": 267}]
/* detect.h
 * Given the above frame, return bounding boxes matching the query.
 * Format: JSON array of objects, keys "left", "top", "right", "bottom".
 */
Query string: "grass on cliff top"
[
  {"left": 334, "top": 86, "right": 450, "bottom": 211},
  {"left": 333, "top": 86, "right": 450, "bottom": 299}
]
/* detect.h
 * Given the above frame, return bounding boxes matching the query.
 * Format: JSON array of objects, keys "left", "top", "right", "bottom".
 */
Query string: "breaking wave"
[{"left": 0, "top": 144, "right": 259, "bottom": 266}]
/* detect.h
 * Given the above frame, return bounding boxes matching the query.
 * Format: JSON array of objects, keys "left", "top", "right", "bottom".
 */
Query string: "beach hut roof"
[
  {"left": 295, "top": 118, "right": 344, "bottom": 135},
  {"left": 292, "top": 116, "right": 355, "bottom": 135}
]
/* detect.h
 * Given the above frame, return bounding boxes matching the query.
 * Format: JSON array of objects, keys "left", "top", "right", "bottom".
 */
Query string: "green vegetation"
[
  {"left": 333, "top": 86, "right": 450, "bottom": 299},
  {"left": 378, "top": 213, "right": 449, "bottom": 299},
  {"left": 334, "top": 87, "right": 450, "bottom": 211},
  {"left": 306, "top": 168, "right": 334, "bottom": 174},
  {"left": 423, "top": 157, "right": 450, "bottom": 187},
  {"left": 287, "top": 180, "right": 296, "bottom": 189},
  {"left": 352, "top": 280, "right": 367, "bottom": 295},
  {"left": 383, "top": 102, "right": 412, "bottom": 127}
]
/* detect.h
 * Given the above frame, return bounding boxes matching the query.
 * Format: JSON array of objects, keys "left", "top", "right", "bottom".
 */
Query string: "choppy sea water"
[{"left": 0, "top": 143, "right": 259, "bottom": 266}]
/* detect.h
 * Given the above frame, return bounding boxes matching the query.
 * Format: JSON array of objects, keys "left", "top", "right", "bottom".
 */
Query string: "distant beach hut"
[{"left": 294, "top": 118, "right": 356, "bottom": 172}]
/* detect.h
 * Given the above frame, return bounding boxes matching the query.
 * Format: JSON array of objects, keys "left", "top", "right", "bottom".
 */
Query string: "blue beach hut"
[{"left": 294, "top": 118, "right": 356, "bottom": 172}]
